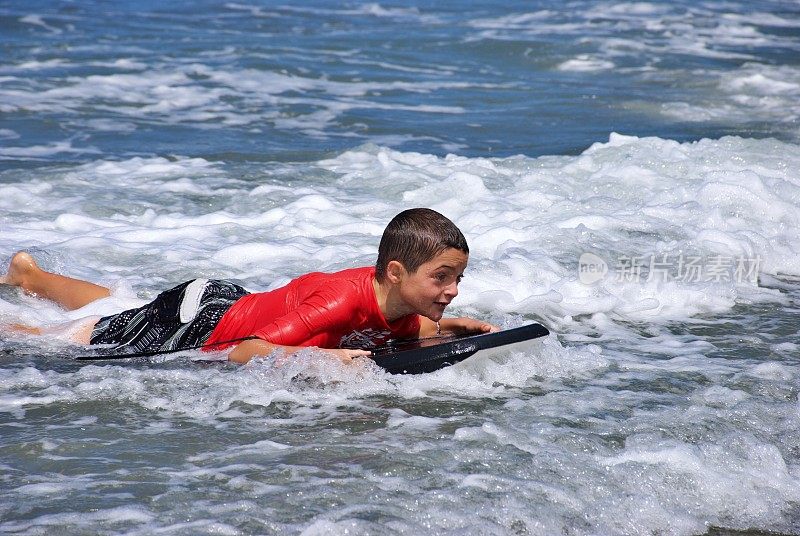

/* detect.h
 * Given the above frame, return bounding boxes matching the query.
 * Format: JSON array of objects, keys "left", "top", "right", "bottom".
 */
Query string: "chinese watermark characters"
[{"left": 578, "top": 253, "right": 760, "bottom": 285}]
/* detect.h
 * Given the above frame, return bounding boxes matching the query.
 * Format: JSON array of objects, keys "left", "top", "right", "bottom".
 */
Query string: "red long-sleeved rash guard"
[{"left": 205, "top": 266, "right": 421, "bottom": 350}]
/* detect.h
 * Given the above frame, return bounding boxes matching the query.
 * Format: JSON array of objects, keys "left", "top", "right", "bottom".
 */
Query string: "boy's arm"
[
  {"left": 229, "top": 338, "right": 371, "bottom": 364},
  {"left": 418, "top": 316, "right": 500, "bottom": 337}
]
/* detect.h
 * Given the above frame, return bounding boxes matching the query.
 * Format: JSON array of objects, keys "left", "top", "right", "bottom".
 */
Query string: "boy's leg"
[
  {"left": 1, "top": 252, "right": 110, "bottom": 311},
  {"left": 2, "top": 316, "right": 100, "bottom": 344},
  {"left": 4, "top": 323, "right": 42, "bottom": 335}
]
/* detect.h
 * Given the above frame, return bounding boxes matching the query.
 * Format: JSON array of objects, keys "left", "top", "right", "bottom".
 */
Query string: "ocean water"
[{"left": 1, "top": 1, "right": 800, "bottom": 535}]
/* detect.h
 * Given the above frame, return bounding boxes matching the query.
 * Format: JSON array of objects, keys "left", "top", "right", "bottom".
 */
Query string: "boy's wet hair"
[{"left": 376, "top": 208, "right": 469, "bottom": 281}]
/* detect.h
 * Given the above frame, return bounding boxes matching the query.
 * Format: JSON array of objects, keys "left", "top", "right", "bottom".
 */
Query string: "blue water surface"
[{"left": 1, "top": 0, "right": 799, "bottom": 168}]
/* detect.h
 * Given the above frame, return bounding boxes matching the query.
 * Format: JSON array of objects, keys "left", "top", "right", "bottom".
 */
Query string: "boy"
[{"left": 1, "top": 208, "right": 497, "bottom": 364}]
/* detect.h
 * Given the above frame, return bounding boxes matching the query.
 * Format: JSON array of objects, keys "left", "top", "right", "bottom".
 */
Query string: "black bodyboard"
[{"left": 367, "top": 323, "right": 549, "bottom": 374}]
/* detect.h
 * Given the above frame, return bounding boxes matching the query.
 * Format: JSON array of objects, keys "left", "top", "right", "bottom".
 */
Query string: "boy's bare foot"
[
  {"left": 1, "top": 252, "right": 40, "bottom": 288},
  {"left": 1, "top": 251, "right": 108, "bottom": 310}
]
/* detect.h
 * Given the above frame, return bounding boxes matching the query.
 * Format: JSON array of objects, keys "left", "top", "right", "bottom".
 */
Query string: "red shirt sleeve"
[{"left": 250, "top": 284, "right": 356, "bottom": 346}]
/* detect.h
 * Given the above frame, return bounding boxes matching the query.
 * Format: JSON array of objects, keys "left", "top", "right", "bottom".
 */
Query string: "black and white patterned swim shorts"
[{"left": 90, "top": 279, "right": 250, "bottom": 353}]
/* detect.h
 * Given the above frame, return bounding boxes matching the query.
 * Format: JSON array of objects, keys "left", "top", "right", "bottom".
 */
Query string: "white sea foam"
[
  {"left": 557, "top": 55, "right": 615, "bottom": 71},
  {"left": 661, "top": 63, "right": 800, "bottom": 131},
  {"left": 19, "top": 14, "right": 63, "bottom": 34},
  {"left": 275, "top": 3, "right": 439, "bottom": 23},
  {"left": 723, "top": 12, "right": 800, "bottom": 29},
  {"left": 0, "top": 141, "right": 99, "bottom": 159},
  {"left": 2, "top": 135, "right": 800, "bottom": 534},
  {"left": 0, "top": 59, "right": 67, "bottom": 72},
  {"left": 468, "top": 10, "right": 563, "bottom": 30},
  {"left": 223, "top": 3, "right": 280, "bottom": 19},
  {"left": 0, "top": 63, "right": 496, "bottom": 140},
  {"left": 0, "top": 505, "right": 154, "bottom": 532},
  {"left": 3, "top": 134, "right": 798, "bottom": 333},
  {"left": 320, "top": 135, "right": 799, "bottom": 325},
  {"left": 467, "top": 3, "right": 793, "bottom": 62}
]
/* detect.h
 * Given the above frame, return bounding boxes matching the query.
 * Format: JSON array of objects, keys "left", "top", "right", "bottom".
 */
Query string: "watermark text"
[{"left": 578, "top": 253, "right": 760, "bottom": 285}]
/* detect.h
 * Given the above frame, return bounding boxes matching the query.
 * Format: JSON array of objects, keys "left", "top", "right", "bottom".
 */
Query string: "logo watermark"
[
  {"left": 578, "top": 252, "right": 608, "bottom": 285},
  {"left": 578, "top": 253, "right": 761, "bottom": 285}
]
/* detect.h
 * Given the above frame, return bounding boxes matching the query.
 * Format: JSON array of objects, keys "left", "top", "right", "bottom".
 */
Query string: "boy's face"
[{"left": 395, "top": 248, "right": 468, "bottom": 321}]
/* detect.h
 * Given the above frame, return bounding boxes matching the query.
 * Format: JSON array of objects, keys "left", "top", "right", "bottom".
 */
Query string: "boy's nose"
[{"left": 444, "top": 281, "right": 459, "bottom": 299}]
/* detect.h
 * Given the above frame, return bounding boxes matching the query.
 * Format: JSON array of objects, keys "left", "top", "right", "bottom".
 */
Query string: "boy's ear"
[{"left": 385, "top": 260, "right": 406, "bottom": 283}]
